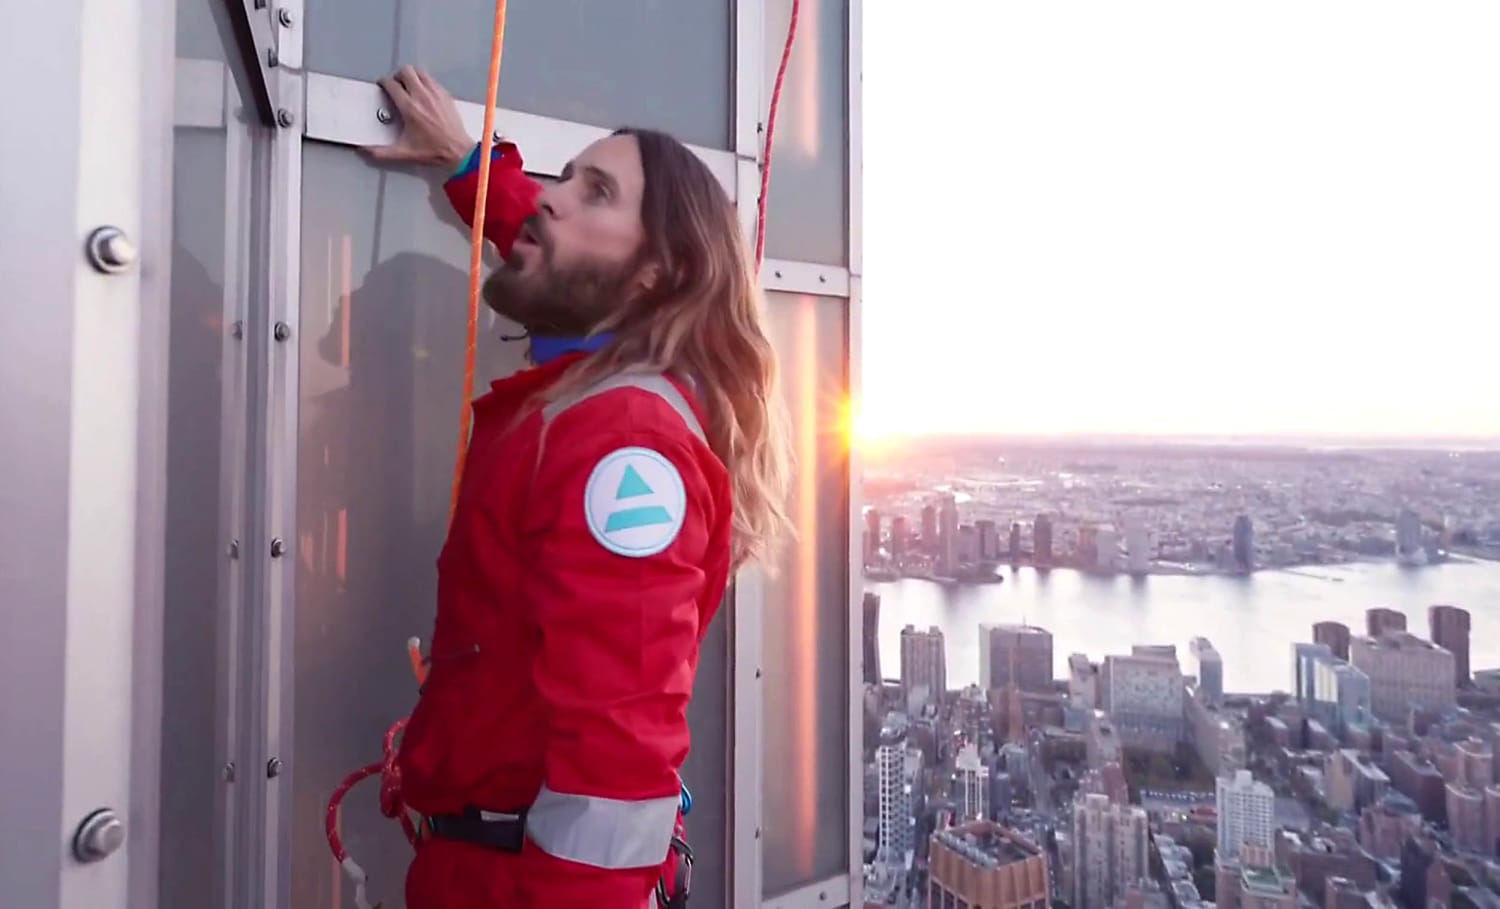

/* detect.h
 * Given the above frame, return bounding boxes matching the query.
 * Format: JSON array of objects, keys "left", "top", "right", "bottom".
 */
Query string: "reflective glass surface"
[
  {"left": 760, "top": 291, "right": 852, "bottom": 894},
  {"left": 292, "top": 144, "right": 527, "bottom": 905},
  {"left": 292, "top": 145, "right": 731, "bottom": 905},
  {"left": 763, "top": 0, "right": 849, "bottom": 264},
  {"left": 306, "top": 0, "right": 732, "bottom": 148},
  {"left": 161, "top": 0, "right": 264, "bottom": 903}
]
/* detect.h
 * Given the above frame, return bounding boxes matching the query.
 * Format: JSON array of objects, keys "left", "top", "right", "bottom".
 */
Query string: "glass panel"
[
  {"left": 291, "top": 143, "right": 533, "bottom": 905},
  {"left": 305, "top": 0, "right": 732, "bottom": 148},
  {"left": 161, "top": 0, "right": 264, "bottom": 904},
  {"left": 763, "top": 0, "right": 848, "bottom": 265},
  {"left": 761, "top": 292, "right": 851, "bottom": 894},
  {"left": 682, "top": 594, "right": 730, "bottom": 908}
]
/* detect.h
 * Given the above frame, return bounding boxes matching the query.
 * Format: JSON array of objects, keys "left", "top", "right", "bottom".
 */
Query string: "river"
[{"left": 869, "top": 560, "right": 1500, "bottom": 694}]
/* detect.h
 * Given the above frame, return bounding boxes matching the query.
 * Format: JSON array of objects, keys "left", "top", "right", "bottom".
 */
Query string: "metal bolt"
[
  {"left": 754, "top": 827, "right": 761, "bottom": 839},
  {"left": 277, "top": 7, "right": 294, "bottom": 26},
  {"left": 266, "top": 757, "right": 282, "bottom": 778},
  {"left": 227, "top": 540, "right": 240, "bottom": 559},
  {"left": 222, "top": 762, "right": 236, "bottom": 782},
  {"left": 818, "top": 273, "right": 827, "bottom": 283},
  {"left": 231, "top": 320, "right": 244, "bottom": 339},
  {"left": 84, "top": 226, "right": 138, "bottom": 274},
  {"left": 818, "top": 892, "right": 828, "bottom": 901},
  {"left": 773, "top": 270, "right": 783, "bottom": 279},
  {"left": 755, "top": 667, "right": 762, "bottom": 679},
  {"left": 274, "top": 321, "right": 292, "bottom": 341},
  {"left": 276, "top": 107, "right": 294, "bottom": 128},
  {"left": 72, "top": 809, "right": 125, "bottom": 863},
  {"left": 270, "top": 537, "right": 286, "bottom": 558},
  {"left": 267, "top": 48, "right": 279, "bottom": 69},
  {"left": 377, "top": 107, "right": 394, "bottom": 124}
]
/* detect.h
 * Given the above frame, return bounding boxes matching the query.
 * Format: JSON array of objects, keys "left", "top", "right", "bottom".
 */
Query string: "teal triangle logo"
[
  {"left": 604, "top": 465, "right": 674, "bottom": 533},
  {"left": 616, "top": 465, "right": 654, "bottom": 500}
]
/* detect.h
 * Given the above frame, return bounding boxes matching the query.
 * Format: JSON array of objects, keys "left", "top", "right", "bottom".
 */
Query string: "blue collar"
[{"left": 529, "top": 332, "right": 614, "bottom": 366}]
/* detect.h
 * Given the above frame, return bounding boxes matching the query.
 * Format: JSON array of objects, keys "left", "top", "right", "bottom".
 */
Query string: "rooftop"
[{"left": 932, "top": 821, "right": 1042, "bottom": 869}]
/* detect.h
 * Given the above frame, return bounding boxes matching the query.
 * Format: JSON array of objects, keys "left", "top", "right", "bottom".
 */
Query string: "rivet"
[
  {"left": 818, "top": 274, "right": 827, "bottom": 283},
  {"left": 277, "top": 7, "right": 294, "bottom": 27},
  {"left": 231, "top": 320, "right": 244, "bottom": 339},
  {"left": 266, "top": 757, "right": 282, "bottom": 778},
  {"left": 274, "top": 321, "right": 292, "bottom": 341},
  {"left": 377, "top": 107, "right": 394, "bottom": 124},
  {"left": 270, "top": 537, "right": 286, "bottom": 558},
  {"left": 222, "top": 762, "right": 236, "bottom": 782},
  {"left": 755, "top": 668, "right": 762, "bottom": 679},
  {"left": 276, "top": 108, "right": 294, "bottom": 128},
  {"left": 227, "top": 540, "right": 240, "bottom": 559},
  {"left": 774, "top": 270, "right": 783, "bottom": 279}
]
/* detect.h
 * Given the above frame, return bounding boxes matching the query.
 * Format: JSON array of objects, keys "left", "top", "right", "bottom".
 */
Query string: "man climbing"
[{"left": 364, "top": 65, "right": 792, "bottom": 908}]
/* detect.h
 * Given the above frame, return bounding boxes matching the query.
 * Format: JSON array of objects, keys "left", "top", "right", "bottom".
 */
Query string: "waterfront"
[{"left": 871, "top": 560, "right": 1500, "bottom": 693}]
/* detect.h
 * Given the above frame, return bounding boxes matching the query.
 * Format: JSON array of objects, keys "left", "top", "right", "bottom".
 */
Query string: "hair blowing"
[{"left": 543, "top": 127, "right": 794, "bottom": 571}]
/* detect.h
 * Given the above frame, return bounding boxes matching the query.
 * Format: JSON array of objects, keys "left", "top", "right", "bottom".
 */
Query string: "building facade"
[
  {"left": 1312, "top": 621, "right": 1352, "bottom": 661},
  {"left": 2, "top": 1, "right": 862, "bottom": 907},
  {"left": 1350, "top": 632, "right": 1457, "bottom": 722},
  {"left": 900, "top": 624, "right": 948, "bottom": 711},
  {"left": 979, "top": 624, "right": 1055, "bottom": 694},
  {"left": 1217, "top": 770, "right": 1275, "bottom": 860},
  {"left": 928, "top": 822, "right": 1050, "bottom": 909},
  {"left": 1428, "top": 604, "right": 1472, "bottom": 687},
  {"left": 1071, "top": 792, "right": 1149, "bottom": 909},
  {"left": 1190, "top": 637, "right": 1224, "bottom": 704},
  {"left": 1103, "top": 650, "right": 1184, "bottom": 747}
]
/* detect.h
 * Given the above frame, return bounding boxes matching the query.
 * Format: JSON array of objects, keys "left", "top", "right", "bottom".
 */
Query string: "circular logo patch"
[{"left": 584, "top": 447, "right": 687, "bottom": 558}]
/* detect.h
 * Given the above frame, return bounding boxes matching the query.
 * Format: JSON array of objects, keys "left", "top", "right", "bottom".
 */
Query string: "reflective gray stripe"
[
  {"left": 542, "top": 371, "right": 706, "bottom": 443},
  {"left": 525, "top": 784, "right": 679, "bottom": 869}
]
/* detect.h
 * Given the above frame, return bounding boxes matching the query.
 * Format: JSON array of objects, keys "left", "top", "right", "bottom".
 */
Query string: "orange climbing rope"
[
  {"left": 449, "top": 1, "right": 511, "bottom": 524},
  {"left": 324, "top": 0, "right": 799, "bottom": 903}
]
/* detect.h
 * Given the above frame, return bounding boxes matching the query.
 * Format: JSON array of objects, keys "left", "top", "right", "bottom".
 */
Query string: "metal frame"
[
  {"left": 761, "top": 873, "right": 854, "bottom": 909},
  {"left": 131, "top": 0, "right": 179, "bottom": 902},
  {"left": 844, "top": 6, "right": 864, "bottom": 908},
  {"left": 731, "top": 2, "right": 768, "bottom": 906},
  {"left": 255, "top": 2, "right": 306, "bottom": 904},
  {"left": 303, "top": 73, "right": 741, "bottom": 194}
]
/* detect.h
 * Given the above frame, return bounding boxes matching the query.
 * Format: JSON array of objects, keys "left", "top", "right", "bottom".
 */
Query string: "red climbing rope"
[
  {"left": 756, "top": 0, "right": 801, "bottom": 270},
  {"left": 324, "top": 0, "right": 798, "bottom": 903}
]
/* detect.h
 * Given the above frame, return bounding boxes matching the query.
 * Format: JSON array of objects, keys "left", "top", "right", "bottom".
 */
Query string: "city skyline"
[{"left": 862, "top": 2, "right": 1500, "bottom": 440}]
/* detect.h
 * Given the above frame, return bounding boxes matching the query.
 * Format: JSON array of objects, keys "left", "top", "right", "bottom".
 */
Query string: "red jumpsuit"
[{"left": 399, "top": 142, "right": 733, "bottom": 907}]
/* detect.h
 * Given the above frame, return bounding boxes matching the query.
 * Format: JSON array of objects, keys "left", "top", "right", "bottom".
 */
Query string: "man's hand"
[{"left": 365, "top": 66, "right": 473, "bottom": 170}]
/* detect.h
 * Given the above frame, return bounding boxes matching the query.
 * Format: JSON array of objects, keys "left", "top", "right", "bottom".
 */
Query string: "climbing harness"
[{"left": 322, "top": 1, "right": 800, "bottom": 906}]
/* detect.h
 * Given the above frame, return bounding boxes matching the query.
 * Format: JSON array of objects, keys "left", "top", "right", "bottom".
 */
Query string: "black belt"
[{"left": 425, "top": 806, "right": 527, "bottom": 853}]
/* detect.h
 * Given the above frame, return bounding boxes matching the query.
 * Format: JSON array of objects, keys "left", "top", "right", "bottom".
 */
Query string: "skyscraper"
[
  {"left": 976, "top": 519, "right": 999, "bottom": 561},
  {"left": 1216, "top": 769, "right": 1275, "bottom": 860},
  {"left": 921, "top": 503, "right": 938, "bottom": 554},
  {"left": 954, "top": 742, "right": 990, "bottom": 821},
  {"left": 1396, "top": 508, "right": 1424, "bottom": 565},
  {"left": 939, "top": 493, "right": 960, "bottom": 573},
  {"left": 1124, "top": 514, "right": 1150, "bottom": 574},
  {"left": 1351, "top": 632, "right": 1456, "bottom": 722},
  {"left": 862, "top": 592, "right": 882, "bottom": 685},
  {"left": 1313, "top": 620, "right": 1352, "bottom": 661},
  {"left": 1232, "top": 515, "right": 1254, "bottom": 572},
  {"left": 1190, "top": 637, "right": 1224, "bottom": 704},
  {"left": 1365, "top": 606, "right": 1406, "bottom": 638},
  {"left": 863, "top": 508, "right": 881, "bottom": 564},
  {"left": 1034, "top": 514, "right": 1053, "bottom": 565},
  {"left": 876, "top": 715, "right": 914, "bottom": 869},
  {"left": 1072, "top": 792, "right": 1149, "bottom": 909},
  {"left": 1009, "top": 522, "right": 1022, "bottom": 561},
  {"left": 928, "top": 821, "right": 1050, "bottom": 909},
  {"left": 900, "top": 624, "right": 947, "bottom": 710},
  {"left": 1429, "top": 604, "right": 1471, "bottom": 687},
  {"left": 890, "top": 515, "right": 910, "bottom": 559},
  {"left": 979, "top": 624, "right": 1055, "bottom": 693}
]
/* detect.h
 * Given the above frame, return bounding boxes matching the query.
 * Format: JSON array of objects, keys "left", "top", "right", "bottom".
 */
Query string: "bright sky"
[{"left": 862, "top": 2, "right": 1500, "bottom": 440}]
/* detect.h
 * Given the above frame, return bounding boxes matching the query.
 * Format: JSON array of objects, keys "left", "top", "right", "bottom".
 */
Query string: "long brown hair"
[{"left": 544, "top": 127, "right": 792, "bottom": 570}]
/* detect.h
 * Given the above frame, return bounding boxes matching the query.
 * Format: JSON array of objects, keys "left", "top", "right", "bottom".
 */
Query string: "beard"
[{"left": 482, "top": 249, "right": 642, "bottom": 337}]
